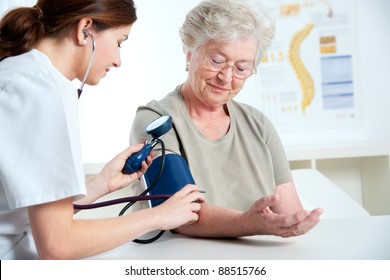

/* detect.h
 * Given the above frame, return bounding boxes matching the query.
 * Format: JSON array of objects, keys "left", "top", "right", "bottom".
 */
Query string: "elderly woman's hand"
[{"left": 241, "top": 194, "right": 323, "bottom": 237}]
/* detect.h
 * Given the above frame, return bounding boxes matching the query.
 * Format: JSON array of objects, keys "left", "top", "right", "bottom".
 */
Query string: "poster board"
[{"left": 250, "top": 0, "right": 360, "bottom": 133}]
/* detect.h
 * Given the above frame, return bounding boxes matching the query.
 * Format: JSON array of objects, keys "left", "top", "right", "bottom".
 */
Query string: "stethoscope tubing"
[
  {"left": 77, "top": 34, "right": 96, "bottom": 98},
  {"left": 73, "top": 194, "right": 172, "bottom": 210}
]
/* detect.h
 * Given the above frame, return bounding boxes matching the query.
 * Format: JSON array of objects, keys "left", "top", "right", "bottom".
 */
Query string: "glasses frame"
[{"left": 202, "top": 55, "right": 257, "bottom": 80}]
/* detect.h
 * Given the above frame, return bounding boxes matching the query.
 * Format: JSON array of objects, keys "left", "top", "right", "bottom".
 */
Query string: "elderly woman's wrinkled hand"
[{"left": 241, "top": 194, "right": 323, "bottom": 237}]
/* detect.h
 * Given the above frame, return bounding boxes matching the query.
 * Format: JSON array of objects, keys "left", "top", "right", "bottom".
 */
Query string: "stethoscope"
[
  {"left": 74, "top": 30, "right": 173, "bottom": 175},
  {"left": 77, "top": 29, "right": 96, "bottom": 99},
  {"left": 73, "top": 29, "right": 175, "bottom": 243}
]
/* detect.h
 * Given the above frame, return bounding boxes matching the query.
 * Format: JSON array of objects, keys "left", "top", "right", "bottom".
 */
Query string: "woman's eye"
[
  {"left": 236, "top": 64, "right": 252, "bottom": 72},
  {"left": 211, "top": 58, "right": 225, "bottom": 65}
]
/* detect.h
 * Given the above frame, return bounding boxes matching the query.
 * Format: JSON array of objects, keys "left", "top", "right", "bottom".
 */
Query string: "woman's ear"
[
  {"left": 185, "top": 51, "right": 192, "bottom": 71},
  {"left": 76, "top": 18, "right": 93, "bottom": 46},
  {"left": 186, "top": 51, "right": 192, "bottom": 64}
]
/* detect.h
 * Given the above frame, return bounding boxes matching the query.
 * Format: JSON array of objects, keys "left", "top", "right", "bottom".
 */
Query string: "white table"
[{"left": 88, "top": 215, "right": 390, "bottom": 260}]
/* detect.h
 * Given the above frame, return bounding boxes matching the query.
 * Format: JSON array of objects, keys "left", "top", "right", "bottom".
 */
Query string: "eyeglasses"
[{"left": 202, "top": 56, "right": 257, "bottom": 79}]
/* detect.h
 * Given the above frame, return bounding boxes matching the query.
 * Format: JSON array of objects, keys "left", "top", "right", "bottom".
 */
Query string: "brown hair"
[{"left": 0, "top": 0, "right": 137, "bottom": 60}]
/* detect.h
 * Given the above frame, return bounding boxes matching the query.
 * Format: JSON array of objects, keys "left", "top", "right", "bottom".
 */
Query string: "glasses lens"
[
  {"left": 233, "top": 68, "right": 253, "bottom": 79},
  {"left": 204, "top": 56, "right": 255, "bottom": 79}
]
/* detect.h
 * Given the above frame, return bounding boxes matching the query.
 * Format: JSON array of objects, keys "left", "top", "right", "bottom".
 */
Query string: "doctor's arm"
[
  {"left": 26, "top": 142, "right": 205, "bottom": 259},
  {"left": 27, "top": 184, "right": 204, "bottom": 260}
]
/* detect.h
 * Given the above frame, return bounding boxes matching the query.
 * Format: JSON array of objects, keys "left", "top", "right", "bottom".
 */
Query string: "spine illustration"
[{"left": 288, "top": 23, "right": 315, "bottom": 114}]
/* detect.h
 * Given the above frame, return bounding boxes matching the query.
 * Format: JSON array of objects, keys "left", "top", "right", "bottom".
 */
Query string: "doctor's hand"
[
  {"left": 152, "top": 184, "right": 205, "bottom": 230},
  {"left": 101, "top": 144, "right": 152, "bottom": 194},
  {"left": 241, "top": 194, "right": 323, "bottom": 238},
  {"left": 75, "top": 144, "right": 152, "bottom": 212}
]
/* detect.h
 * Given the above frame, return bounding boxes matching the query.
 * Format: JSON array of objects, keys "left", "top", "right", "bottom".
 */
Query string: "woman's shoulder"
[
  {"left": 0, "top": 50, "right": 77, "bottom": 125},
  {"left": 1, "top": 50, "right": 69, "bottom": 89},
  {"left": 1, "top": 49, "right": 49, "bottom": 73},
  {"left": 143, "top": 85, "right": 182, "bottom": 114}
]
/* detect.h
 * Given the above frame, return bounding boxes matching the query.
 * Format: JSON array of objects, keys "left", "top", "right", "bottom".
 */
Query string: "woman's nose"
[
  {"left": 113, "top": 53, "right": 122, "bottom": 68},
  {"left": 217, "top": 65, "right": 234, "bottom": 82}
]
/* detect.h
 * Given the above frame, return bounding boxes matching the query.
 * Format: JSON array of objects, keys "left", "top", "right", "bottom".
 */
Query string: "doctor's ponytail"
[{"left": 0, "top": 7, "right": 44, "bottom": 60}]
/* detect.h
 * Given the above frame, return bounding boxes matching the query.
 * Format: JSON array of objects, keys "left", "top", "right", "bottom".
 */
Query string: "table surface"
[{"left": 87, "top": 215, "right": 390, "bottom": 260}]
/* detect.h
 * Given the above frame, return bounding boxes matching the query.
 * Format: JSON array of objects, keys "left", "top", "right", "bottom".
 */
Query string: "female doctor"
[{"left": 0, "top": 0, "right": 204, "bottom": 259}]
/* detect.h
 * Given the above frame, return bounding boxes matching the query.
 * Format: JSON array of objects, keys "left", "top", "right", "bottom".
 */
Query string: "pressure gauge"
[{"left": 145, "top": 115, "right": 172, "bottom": 139}]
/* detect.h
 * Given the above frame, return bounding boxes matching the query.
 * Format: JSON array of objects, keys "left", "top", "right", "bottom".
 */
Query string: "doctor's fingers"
[
  {"left": 159, "top": 205, "right": 200, "bottom": 230},
  {"left": 119, "top": 143, "right": 145, "bottom": 159},
  {"left": 175, "top": 184, "right": 205, "bottom": 198},
  {"left": 164, "top": 188, "right": 204, "bottom": 207},
  {"left": 137, "top": 158, "right": 152, "bottom": 175},
  {"left": 173, "top": 191, "right": 205, "bottom": 207}
]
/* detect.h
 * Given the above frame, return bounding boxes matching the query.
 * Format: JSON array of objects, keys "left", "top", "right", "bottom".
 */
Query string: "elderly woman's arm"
[{"left": 174, "top": 186, "right": 323, "bottom": 238}]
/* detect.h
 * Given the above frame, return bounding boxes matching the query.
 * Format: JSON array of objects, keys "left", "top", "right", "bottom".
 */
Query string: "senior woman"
[{"left": 130, "top": 0, "right": 323, "bottom": 238}]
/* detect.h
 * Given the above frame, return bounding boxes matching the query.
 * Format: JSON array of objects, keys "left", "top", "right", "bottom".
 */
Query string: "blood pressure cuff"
[{"left": 144, "top": 153, "right": 195, "bottom": 207}]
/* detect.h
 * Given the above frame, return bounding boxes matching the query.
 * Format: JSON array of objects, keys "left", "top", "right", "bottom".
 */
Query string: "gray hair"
[{"left": 179, "top": 0, "right": 275, "bottom": 66}]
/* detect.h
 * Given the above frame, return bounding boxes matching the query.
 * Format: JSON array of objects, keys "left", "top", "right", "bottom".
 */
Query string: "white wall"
[
  {"left": 355, "top": 0, "right": 390, "bottom": 143},
  {"left": 78, "top": 0, "right": 202, "bottom": 163}
]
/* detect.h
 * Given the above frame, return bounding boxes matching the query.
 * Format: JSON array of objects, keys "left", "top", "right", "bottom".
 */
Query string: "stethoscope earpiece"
[
  {"left": 82, "top": 28, "right": 89, "bottom": 37},
  {"left": 78, "top": 29, "right": 96, "bottom": 99}
]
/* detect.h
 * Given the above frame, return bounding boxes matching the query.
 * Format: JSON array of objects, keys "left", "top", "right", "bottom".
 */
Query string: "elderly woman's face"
[{"left": 186, "top": 37, "right": 257, "bottom": 108}]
